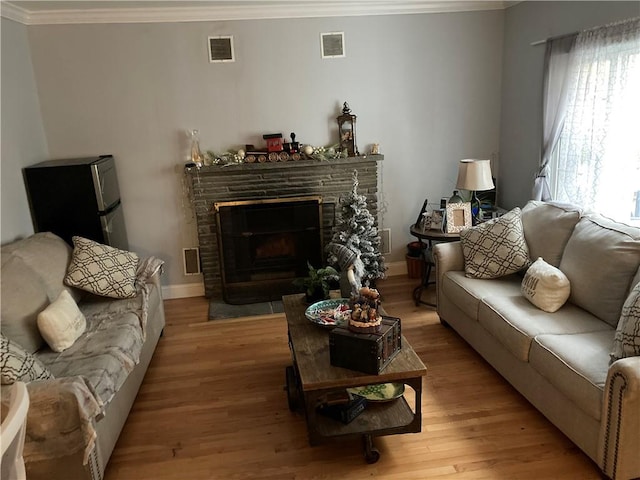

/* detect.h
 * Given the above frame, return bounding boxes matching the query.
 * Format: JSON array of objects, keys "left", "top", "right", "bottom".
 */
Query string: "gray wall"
[
  {"left": 14, "top": 10, "right": 503, "bottom": 291},
  {"left": 1, "top": 18, "right": 49, "bottom": 244},
  {"left": 4, "top": 3, "right": 637, "bottom": 293},
  {"left": 499, "top": 1, "right": 640, "bottom": 209}
]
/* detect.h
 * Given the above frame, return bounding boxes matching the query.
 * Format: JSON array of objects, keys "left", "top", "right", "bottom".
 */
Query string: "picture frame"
[
  {"left": 445, "top": 202, "right": 472, "bottom": 233},
  {"left": 430, "top": 209, "right": 445, "bottom": 232}
]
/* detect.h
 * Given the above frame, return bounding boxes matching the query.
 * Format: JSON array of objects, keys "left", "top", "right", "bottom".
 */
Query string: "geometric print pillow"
[
  {"left": 1, "top": 334, "right": 54, "bottom": 385},
  {"left": 611, "top": 282, "right": 640, "bottom": 363},
  {"left": 64, "top": 236, "right": 139, "bottom": 299},
  {"left": 460, "top": 207, "right": 530, "bottom": 279}
]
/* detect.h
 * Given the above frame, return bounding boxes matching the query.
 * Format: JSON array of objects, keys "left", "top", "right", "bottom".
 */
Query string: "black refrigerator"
[{"left": 23, "top": 155, "right": 129, "bottom": 250}]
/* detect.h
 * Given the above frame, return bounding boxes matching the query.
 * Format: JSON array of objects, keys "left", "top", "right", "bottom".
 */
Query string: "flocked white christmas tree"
[{"left": 327, "top": 170, "right": 386, "bottom": 285}]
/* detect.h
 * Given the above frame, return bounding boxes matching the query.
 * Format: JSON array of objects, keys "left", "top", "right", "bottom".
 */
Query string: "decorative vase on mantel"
[{"left": 189, "top": 129, "right": 203, "bottom": 167}]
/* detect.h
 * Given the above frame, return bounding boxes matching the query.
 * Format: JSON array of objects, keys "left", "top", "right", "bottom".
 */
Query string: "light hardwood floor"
[{"left": 104, "top": 275, "right": 601, "bottom": 479}]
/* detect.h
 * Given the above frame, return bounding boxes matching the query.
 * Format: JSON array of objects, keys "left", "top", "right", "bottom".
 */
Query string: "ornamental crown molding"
[{"left": 1, "top": 1, "right": 508, "bottom": 26}]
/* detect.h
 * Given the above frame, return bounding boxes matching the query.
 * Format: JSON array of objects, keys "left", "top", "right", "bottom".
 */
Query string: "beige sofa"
[
  {"left": 434, "top": 201, "right": 640, "bottom": 480},
  {"left": 1, "top": 232, "right": 165, "bottom": 480}
]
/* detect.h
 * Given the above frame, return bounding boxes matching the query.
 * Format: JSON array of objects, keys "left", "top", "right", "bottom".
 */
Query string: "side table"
[{"left": 409, "top": 225, "right": 460, "bottom": 308}]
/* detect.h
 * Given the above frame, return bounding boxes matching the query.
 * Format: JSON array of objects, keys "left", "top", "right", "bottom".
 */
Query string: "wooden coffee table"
[{"left": 283, "top": 294, "right": 427, "bottom": 463}]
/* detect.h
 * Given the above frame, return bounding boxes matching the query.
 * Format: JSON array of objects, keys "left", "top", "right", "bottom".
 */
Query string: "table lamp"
[{"left": 456, "top": 159, "right": 495, "bottom": 224}]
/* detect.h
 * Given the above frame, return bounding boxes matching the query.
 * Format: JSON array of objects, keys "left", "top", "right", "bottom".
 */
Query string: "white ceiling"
[{"left": 1, "top": 1, "right": 512, "bottom": 25}]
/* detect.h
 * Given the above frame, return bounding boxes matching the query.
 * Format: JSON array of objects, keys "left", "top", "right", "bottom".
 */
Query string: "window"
[{"left": 550, "top": 21, "right": 640, "bottom": 226}]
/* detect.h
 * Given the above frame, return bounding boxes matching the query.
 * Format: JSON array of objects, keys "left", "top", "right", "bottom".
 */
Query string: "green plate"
[
  {"left": 305, "top": 298, "right": 351, "bottom": 328},
  {"left": 347, "top": 383, "right": 405, "bottom": 402}
]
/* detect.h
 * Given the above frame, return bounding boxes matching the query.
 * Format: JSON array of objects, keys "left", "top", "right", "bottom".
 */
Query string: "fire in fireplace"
[{"left": 215, "top": 196, "right": 323, "bottom": 304}]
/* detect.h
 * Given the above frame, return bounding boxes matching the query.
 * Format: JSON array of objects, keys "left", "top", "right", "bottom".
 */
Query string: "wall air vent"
[
  {"left": 183, "top": 247, "right": 201, "bottom": 275},
  {"left": 208, "top": 35, "right": 235, "bottom": 63},
  {"left": 321, "top": 32, "right": 345, "bottom": 59}
]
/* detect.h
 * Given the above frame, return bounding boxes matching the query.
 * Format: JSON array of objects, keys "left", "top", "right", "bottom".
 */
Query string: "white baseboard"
[
  {"left": 162, "top": 282, "right": 205, "bottom": 299},
  {"left": 385, "top": 260, "right": 407, "bottom": 278},
  {"left": 162, "top": 260, "right": 407, "bottom": 300}
]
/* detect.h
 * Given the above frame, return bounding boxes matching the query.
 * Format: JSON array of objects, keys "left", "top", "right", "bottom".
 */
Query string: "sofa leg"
[{"left": 439, "top": 317, "right": 450, "bottom": 328}]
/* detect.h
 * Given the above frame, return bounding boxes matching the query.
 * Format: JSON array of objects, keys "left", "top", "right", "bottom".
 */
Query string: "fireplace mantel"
[{"left": 185, "top": 154, "right": 383, "bottom": 298}]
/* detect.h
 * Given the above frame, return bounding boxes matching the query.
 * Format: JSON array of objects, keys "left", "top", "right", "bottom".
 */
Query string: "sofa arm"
[
  {"left": 433, "top": 241, "right": 464, "bottom": 314},
  {"left": 24, "top": 377, "right": 103, "bottom": 467},
  {"left": 598, "top": 356, "right": 640, "bottom": 480},
  {"left": 148, "top": 267, "right": 163, "bottom": 294},
  {"left": 137, "top": 256, "right": 164, "bottom": 292}
]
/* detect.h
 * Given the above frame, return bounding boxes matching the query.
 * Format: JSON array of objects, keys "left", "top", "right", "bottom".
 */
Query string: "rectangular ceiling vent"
[
  {"left": 321, "top": 32, "right": 345, "bottom": 59},
  {"left": 208, "top": 35, "right": 235, "bottom": 63}
]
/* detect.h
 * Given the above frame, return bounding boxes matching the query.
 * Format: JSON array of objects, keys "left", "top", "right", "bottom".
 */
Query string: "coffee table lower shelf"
[
  {"left": 314, "top": 396, "right": 417, "bottom": 437},
  {"left": 285, "top": 364, "right": 422, "bottom": 463}
]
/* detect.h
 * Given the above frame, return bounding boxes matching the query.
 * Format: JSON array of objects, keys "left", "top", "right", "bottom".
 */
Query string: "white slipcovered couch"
[
  {"left": 434, "top": 201, "right": 640, "bottom": 480},
  {"left": 1, "top": 232, "right": 165, "bottom": 480}
]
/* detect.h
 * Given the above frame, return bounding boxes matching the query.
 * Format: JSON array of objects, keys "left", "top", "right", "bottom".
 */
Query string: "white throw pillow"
[
  {"left": 64, "top": 236, "right": 139, "bottom": 299},
  {"left": 37, "top": 290, "right": 87, "bottom": 352},
  {"left": 460, "top": 207, "right": 530, "bottom": 279},
  {"left": 611, "top": 282, "right": 640, "bottom": 362},
  {"left": 521, "top": 257, "right": 571, "bottom": 313}
]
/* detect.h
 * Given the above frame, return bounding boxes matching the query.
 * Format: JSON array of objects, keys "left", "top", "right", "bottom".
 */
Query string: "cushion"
[
  {"left": 0, "top": 255, "right": 49, "bottom": 353},
  {"left": 521, "top": 201, "right": 582, "bottom": 267},
  {"left": 0, "top": 334, "right": 54, "bottom": 385},
  {"left": 64, "top": 236, "right": 139, "bottom": 299},
  {"left": 611, "top": 282, "right": 640, "bottom": 362},
  {"left": 441, "top": 271, "right": 523, "bottom": 321},
  {"left": 37, "top": 290, "right": 87, "bottom": 352},
  {"left": 460, "top": 207, "right": 530, "bottom": 279},
  {"left": 521, "top": 257, "right": 571, "bottom": 313},
  {"left": 478, "top": 295, "right": 612, "bottom": 362},
  {"left": 37, "top": 309, "right": 145, "bottom": 405},
  {"left": 5, "top": 232, "right": 82, "bottom": 303},
  {"left": 559, "top": 214, "right": 640, "bottom": 327},
  {"left": 530, "top": 331, "right": 613, "bottom": 420}
]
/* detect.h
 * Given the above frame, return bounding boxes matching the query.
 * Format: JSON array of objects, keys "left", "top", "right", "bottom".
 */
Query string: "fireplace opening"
[{"left": 215, "top": 196, "right": 323, "bottom": 304}]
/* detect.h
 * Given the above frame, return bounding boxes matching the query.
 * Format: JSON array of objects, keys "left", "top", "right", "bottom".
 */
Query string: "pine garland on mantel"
[{"left": 186, "top": 143, "right": 350, "bottom": 168}]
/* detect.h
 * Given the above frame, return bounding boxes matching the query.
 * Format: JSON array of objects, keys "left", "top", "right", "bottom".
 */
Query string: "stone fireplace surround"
[{"left": 185, "top": 154, "right": 383, "bottom": 299}]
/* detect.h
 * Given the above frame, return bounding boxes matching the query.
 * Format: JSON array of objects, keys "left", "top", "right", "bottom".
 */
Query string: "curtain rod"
[
  {"left": 530, "top": 31, "right": 579, "bottom": 46},
  {"left": 531, "top": 17, "right": 640, "bottom": 46}
]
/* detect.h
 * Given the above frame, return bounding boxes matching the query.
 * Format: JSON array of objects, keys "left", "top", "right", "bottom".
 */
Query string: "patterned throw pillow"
[
  {"left": 1, "top": 334, "right": 54, "bottom": 384},
  {"left": 611, "top": 282, "right": 640, "bottom": 362},
  {"left": 460, "top": 207, "right": 530, "bottom": 279},
  {"left": 64, "top": 236, "right": 139, "bottom": 299},
  {"left": 521, "top": 257, "right": 571, "bottom": 313}
]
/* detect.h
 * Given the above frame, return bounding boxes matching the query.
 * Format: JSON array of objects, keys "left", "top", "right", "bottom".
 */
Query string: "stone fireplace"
[{"left": 184, "top": 154, "right": 383, "bottom": 300}]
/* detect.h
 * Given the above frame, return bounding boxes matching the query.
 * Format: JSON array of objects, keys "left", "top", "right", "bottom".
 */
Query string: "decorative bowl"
[
  {"left": 305, "top": 298, "right": 351, "bottom": 328},
  {"left": 347, "top": 383, "right": 405, "bottom": 402}
]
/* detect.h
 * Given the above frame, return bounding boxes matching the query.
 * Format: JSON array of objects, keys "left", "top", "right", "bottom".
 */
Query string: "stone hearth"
[{"left": 185, "top": 155, "right": 383, "bottom": 299}]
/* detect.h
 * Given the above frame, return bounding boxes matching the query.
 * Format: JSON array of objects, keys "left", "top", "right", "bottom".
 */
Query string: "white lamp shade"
[{"left": 456, "top": 159, "right": 494, "bottom": 191}]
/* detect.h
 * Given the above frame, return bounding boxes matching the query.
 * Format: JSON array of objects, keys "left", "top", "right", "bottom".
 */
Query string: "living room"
[{"left": 1, "top": 1, "right": 639, "bottom": 479}]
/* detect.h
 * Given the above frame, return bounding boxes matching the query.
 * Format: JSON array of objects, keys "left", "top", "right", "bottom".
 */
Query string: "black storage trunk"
[{"left": 329, "top": 316, "right": 402, "bottom": 374}]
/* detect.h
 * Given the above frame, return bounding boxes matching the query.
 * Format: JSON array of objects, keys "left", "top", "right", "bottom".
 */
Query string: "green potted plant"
[{"left": 294, "top": 262, "right": 339, "bottom": 303}]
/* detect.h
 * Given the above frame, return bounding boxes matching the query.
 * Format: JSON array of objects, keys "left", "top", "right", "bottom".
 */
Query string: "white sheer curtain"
[
  {"left": 532, "top": 34, "right": 576, "bottom": 201},
  {"left": 552, "top": 18, "right": 640, "bottom": 224}
]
